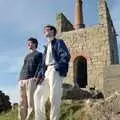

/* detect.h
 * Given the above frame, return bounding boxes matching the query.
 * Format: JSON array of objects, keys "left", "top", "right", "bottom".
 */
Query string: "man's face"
[
  {"left": 44, "top": 27, "right": 54, "bottom": 38},
  {"left": 27, "top": 41, "right": 36, "bottom": 50}
]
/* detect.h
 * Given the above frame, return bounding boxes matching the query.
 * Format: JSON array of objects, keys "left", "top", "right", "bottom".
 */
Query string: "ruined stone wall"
[
  {"left": 57, "top": 24, "right": 110, "bottom": 90},
  {"left": 56, "top": 13, "right": 74, "bottom": 33},
  {"left": 55, "top": 0, "right": 119, "bottom": 90},
  {"left": 98, "top": 0, "right": 119, "bottom": 64}
]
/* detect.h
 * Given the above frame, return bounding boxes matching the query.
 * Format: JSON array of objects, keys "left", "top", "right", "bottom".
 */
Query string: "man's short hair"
[
  {"left": 44, "top": 25, "right": 57, "bottom": 36},
  {"left": 27, "top": 37, "right": 38, "bottom": 48}
]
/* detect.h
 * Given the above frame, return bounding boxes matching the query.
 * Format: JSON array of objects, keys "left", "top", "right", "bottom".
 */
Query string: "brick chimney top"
[{"left": 74, "top": 0, "right": 85, "bottom": 29}]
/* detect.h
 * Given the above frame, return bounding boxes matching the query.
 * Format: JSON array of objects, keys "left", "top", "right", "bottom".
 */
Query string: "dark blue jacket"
[{"left": 36, "top": 38, "right": 71, "bottom": 78}]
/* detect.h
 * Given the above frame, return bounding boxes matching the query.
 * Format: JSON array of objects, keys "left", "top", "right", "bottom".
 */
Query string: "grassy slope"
[
  {"left": 0, "top": 109, "right": 18, "bottom": 120},
  {"left": 0, "top": 101, "right": 84, "bottom": 120}
]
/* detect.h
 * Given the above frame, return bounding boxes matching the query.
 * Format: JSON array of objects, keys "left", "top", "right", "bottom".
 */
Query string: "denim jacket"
[{"left": 36, "top": 38, "right": 71, "bottom": 78}]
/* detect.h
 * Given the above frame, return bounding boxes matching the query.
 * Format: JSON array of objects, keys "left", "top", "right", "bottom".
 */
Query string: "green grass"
[
  {"left": 0, "top": 101, "right": 84, "bottom": 120},
  {"left": 0, "top": 109, "right": 18, "bottom": 120}
]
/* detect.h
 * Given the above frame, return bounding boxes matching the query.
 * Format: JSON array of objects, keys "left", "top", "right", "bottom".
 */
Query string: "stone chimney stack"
[{"left": 74, "top": 0, "right": 85, "bottom": 29}]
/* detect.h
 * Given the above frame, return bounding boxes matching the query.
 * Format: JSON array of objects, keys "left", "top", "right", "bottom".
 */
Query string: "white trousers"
[
  {"left": 34, "top": 66, "right": 63, "bottom": 120},
  {"left": 18, "top": 78, "right": 36, "bottom": 120}
]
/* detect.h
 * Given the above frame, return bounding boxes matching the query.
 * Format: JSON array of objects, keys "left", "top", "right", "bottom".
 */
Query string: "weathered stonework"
[
  {"left": 56, "top": 0, "right": 119, "bottom": 91},
  {"left": 56, "top": 13, "right": 74, "bottom": 33}
]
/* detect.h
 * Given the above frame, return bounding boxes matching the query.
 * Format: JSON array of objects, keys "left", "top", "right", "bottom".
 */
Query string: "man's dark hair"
[
  {"left": 44, "top": 25, "right": 57, "bottom": 36},
  {"left": 28, "top": 37, "right": 38, "bottom": 48}
]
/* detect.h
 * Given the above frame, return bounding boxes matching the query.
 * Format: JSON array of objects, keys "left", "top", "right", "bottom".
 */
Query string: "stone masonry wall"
[
  {"left": 55, "top": 0, "right": 119, "bottom": 90},
  {"left": 98, "top": 0, "right": 119, "bottom": 64},
  {"left": 57, "top": 25, "right": 110, "bottom": 90},
  {"left": 56, "top": 13, "right": 74, "bottom": 33}
]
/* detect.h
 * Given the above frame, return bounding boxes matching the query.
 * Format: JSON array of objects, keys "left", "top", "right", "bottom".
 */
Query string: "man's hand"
[{"left": 34, "top": 77, "right": 44, "bottom": 85}]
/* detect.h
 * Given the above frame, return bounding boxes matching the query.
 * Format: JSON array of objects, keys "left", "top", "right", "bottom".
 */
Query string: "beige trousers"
[
  {"left": 18, "top": 78, "right": 36, "bottom": 120},
  {"left": 34, "top": 66, "right": 63, "bottom": 120}
]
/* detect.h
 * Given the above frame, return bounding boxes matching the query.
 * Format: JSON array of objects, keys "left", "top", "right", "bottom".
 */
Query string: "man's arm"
[
  {"left": 34, "top": 53, "right": 43, "bottom": 78},
  {"left": 34, "top": 53, "right": 45, "bottom": 85},
  {"left": 34, "top": 49, "right": 47, "bottom": 85}
]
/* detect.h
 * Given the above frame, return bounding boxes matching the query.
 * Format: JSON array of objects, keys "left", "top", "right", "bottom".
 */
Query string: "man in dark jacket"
[
  {"left": 18, "top": 37, "right": 42, "bottom": 120},
  {"left": 34, "top": 25, "right": 70, "bottom": 120}
]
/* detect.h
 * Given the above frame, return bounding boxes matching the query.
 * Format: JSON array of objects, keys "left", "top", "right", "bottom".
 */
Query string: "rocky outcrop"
[
  {"left": 74, "top": 91, "right": 120, "bottom": 120},
  {"left": 62, "top": 84, "right": 104, "bottom": 100}
]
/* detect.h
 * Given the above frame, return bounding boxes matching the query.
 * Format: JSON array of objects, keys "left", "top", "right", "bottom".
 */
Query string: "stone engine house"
[{"left": 55, "top": 0, "right": 119, "bottom": 95}]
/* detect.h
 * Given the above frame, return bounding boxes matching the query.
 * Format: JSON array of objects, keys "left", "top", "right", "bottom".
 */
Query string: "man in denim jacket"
[{"left": 34, "top": 25, "right": 70, "bottom": 120}]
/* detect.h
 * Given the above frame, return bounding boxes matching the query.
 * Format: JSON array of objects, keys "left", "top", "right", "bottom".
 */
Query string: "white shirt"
[{"left": 45, "top": 42, "right": 55, "bottom": 65}]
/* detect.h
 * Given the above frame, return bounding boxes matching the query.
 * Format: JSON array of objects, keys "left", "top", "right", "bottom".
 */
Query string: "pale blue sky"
[{"left": 0, "top": 0, "right": 120, "bottom": 103}]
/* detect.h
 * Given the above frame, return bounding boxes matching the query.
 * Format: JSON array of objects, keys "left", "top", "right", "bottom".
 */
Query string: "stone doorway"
[{"left": 74, "top": 56, "right": 87, "bottom": 88}]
